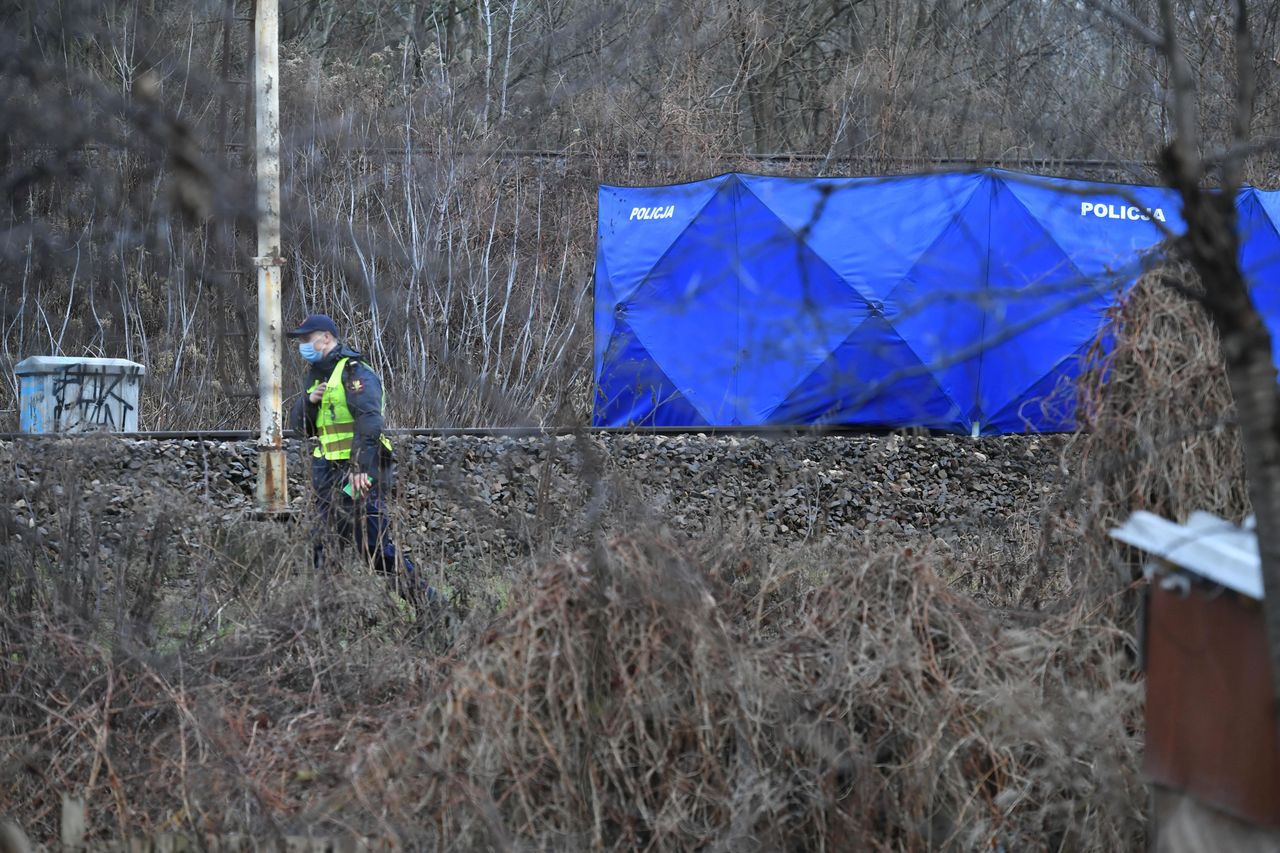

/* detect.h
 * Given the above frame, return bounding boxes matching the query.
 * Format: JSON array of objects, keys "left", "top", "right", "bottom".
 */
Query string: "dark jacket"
[{"left": 290, "top": 343, "right": 391, "bottom": 475}]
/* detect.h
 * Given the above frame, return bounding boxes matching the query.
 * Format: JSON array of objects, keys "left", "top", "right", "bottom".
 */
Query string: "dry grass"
[
  {"left": 1, "top": 494, "right": 1145, "bottom": 850},
  {"left": 352, "top": 535, "right": 1143, "bottom": 851},
  {"left": 1026, "top": 266, "right": 1249, "bottom": 611},
  {"left": 9, "top": 267, "right": 1262, "bottom": 849}
]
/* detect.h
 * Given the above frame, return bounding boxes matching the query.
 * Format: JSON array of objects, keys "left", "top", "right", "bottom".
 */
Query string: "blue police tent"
[
  {"left": 1240, "top": 186, "right": 1280, "bottom": 373},
  {"left": 594, "top": 169, "right": 1191, "bottom": 433}
]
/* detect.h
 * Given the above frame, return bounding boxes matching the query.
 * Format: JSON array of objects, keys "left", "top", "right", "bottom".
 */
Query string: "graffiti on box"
[
  {"left": 15, "top": 358, "right": 145, "bottom": 434},
  {"left": 49, "top": 363, "right": 140, "bottom": 431}
]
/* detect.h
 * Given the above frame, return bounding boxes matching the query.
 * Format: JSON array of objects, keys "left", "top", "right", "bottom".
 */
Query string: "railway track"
[{"left": 0, "top": 423, "right": 991, "bottom": 442}]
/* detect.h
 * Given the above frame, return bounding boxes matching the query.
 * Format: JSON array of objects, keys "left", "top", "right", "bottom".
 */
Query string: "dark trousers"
[{"left": 311, "top": 457, "right": 435, "bottom": 608}]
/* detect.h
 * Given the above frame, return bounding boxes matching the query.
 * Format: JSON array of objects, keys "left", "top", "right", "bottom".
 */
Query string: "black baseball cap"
[{"left": 285, "top": 313, "right": 339, "bottom": 338}]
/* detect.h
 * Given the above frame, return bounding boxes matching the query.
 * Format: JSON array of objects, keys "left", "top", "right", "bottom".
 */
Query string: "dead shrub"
[
  {"left": 0, "top": 435, "right": 1146, "bottom": 849},
  {"left": 342, "top": 533, "right": 1142, "bottom": 851},
  {"left": 1029, "top": 265, "right": 1248, "bottom": 609}
]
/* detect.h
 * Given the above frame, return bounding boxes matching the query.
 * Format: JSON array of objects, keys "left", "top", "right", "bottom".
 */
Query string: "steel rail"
[
  {"left": 0, "top": 424, "right": 1021, "bottom": 441},
  {"left": 8, "top": 142, "right": 1160, "bottom": 173}
]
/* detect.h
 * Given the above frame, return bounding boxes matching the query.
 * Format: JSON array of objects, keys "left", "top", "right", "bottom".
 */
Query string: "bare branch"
[
  {"left": 1159, "top": 0, "right": 1202, "bottom": 182},
  {"left": 1080, "top": 0, "right": 1164, "bottom": 49},
  {"left": 1222, "top": 0, "right": 1256, "bottom": 192},
  {"left": 1204, "top": 136, "right": 1280, "bottom": 174}
]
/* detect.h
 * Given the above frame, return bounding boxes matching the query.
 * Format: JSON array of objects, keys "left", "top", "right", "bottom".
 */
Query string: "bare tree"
[
  {"left": 2, "top": 0, "right": 1278, "bottom": 432},
  {"left": 1084, "top": 0, "right": 1280, "bottom": 718}
]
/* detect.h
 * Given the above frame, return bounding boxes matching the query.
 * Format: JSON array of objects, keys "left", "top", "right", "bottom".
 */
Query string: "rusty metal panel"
[{"left": 1145, "top": 582, "right": 1280, "bottom": 826}]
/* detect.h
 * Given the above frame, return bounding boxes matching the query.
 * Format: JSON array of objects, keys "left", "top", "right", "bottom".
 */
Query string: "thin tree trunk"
[
  {"left": 1168, "top": 166, "right": 1280, "bottom": 724},
  {"left": 1216, "top": 284, "right": 1280, "bottom": 722},
  {"left": 1152, "top": 0, "right": 1280, "bottom": 724}
]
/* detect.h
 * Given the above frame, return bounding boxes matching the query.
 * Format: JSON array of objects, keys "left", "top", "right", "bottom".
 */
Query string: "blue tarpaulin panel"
[
  {"left": 1240, "top": 187, "right": 1280, "bottom": 374},
  {"left": 594, "top": 170, "right": 1276, "bottom": 434}
]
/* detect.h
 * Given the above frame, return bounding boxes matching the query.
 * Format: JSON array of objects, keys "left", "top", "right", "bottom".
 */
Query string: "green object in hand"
[{"left": 342, "top": 474, "right": 372, "bottom": 498}]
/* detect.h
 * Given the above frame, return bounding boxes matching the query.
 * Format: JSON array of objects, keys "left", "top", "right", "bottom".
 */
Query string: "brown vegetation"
[
  {"left": 3, "top": 272, "right": 1244, "bottom": 848},
  {"left": 1026, "top": 269, "right": 1250, "bottom": 612},
  {"left": 0, "top": 474, "right": 1145, "bottom": 849},
  {"left": 2, "top": 1, "right": 1275, "bottom": 849}
]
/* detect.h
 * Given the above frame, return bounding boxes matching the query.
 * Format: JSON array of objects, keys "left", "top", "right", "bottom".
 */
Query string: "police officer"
[{"left": 286, "top": 313, "right": 435, "bottom": 611}]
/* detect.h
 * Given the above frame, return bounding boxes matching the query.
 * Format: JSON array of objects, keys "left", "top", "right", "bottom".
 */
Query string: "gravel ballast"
[{"left": 1, "top": 432, "right": 1069, "bottom": 575}]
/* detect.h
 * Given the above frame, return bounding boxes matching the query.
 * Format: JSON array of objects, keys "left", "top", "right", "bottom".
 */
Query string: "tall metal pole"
[{"left": 254, "top": 0, "right": 287, "bottom": 513}]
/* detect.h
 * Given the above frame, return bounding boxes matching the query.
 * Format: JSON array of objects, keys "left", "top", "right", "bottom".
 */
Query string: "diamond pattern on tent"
[
  {"left": 766, "top": 313, "right": 969, "bottom": 430},
  {"left": 1239, "top": 190, "right": 1280, "bottom": 373},
  {"left": 592, "top": 317, "right": 710, "bottom": 427},
  {"left": 592, "top": 171, "right": 1226, "bottom": 432},
  {"left": 740, "top": 172, "right": 986, "bottom": 305},
  {"left": 984, "top": 341, "right": 1092, "bottom": 433},
  {"left": 616, "top": 182, "right": 744, "bottom": 423},
  {"left": 730, "top": 183, "right": 877, "bottom": 423},
  {"left": 999, "top": 174, "right": 1180, "bottom": 279},
  {"left": 596, "top": 177, "right": 730, "bottom": 304},
  {"left": 1252, "top": 188, "right": 1280, "bottom": 239},
  {"left": 1238, "top": 190, "right": 1280, "bottom": 289},
  {"left": 880, "top": 179, "right": 992, "bottom": 424},
  {"left": 975, "top": 179, "right": 1106, "bottom": 427}
]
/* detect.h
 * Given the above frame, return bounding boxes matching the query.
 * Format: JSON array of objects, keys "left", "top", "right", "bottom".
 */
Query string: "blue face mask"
[{"left": 299, "top": 342, "right": 324, "bottom": 363}]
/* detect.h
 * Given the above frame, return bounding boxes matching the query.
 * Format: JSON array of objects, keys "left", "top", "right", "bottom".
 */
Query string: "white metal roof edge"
[
  {"left": 1109, "top": 509, "right": 1263, "bottom": 600},
  {"left": 15, "top": 356, "right": 146, "bottom": 375}
]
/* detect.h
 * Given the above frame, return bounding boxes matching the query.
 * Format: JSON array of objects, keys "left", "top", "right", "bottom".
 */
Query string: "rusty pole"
[{"left": 254, "top": 0, "right": 287, "bottom": 513}]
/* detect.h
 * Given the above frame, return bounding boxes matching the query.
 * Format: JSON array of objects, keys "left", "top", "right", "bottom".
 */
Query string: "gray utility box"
[{"left": 15, "top": 356, "right": 146, "bottom": 433}]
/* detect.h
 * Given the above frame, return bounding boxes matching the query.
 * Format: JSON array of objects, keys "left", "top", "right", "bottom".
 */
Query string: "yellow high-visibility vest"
[{"left": 310, "top": 358, "right": 393, "bottom": 461}]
